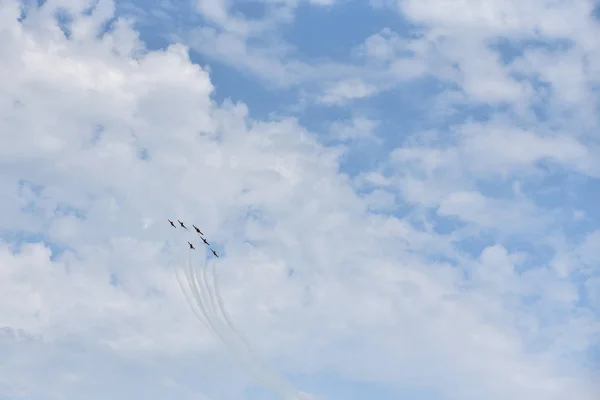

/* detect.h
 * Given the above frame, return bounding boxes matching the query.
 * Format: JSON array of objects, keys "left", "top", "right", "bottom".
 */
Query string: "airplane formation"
[{"left": 169, "top": 219, "right": 218, "bottom": 257}]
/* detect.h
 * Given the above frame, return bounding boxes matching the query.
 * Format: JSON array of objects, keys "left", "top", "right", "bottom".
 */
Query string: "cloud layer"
[{"left": 0, "top": 0, "right": 598, "bottom": 399}]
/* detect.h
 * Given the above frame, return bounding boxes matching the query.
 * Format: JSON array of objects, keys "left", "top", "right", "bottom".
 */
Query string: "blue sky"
[{"left": 0, "top": 0, "right": 599, "bottom": 399}]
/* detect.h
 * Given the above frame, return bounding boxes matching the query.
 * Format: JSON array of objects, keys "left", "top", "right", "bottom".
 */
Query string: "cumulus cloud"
[
  {"left": 328, "top": 116, "right": 379, "bottom": 141},
  {"left": 317, "top": 79, "right": 378, "bottom": 105},
  {"left": 0, "top": 0, "right": 598, "bottom": 400}
]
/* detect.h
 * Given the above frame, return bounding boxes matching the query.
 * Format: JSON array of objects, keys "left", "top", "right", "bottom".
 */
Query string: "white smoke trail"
[
  {"left": 170, "top": 239, "right": 266, "bottom": 385},
  {"left": 184, "top": 242, "right": 285, "bottom": 392},
  {"left": 208, "top": 258, "right": 301, "bottom": 396},
  {"left": 198, "top": 243, "right": 303, "bottom": 398},
  {"left": 199, "top": 248, "right": 302, "bottom": 399},
  {"left": 166, "top": 233, "right": 216, "bottom": 336},
  {"left": 167, "top": 228, "right": 227, "bottom": 342},
  {"left": 210, "top": 260, "right": 255, "bottom": 353},
  {"left": 169, "top": 228, "right": 304, "bottom": 399},
  {"left": 184, "top": 249, "right": 222, "bottom": 338},
  {"left": 198, "top": 249, "right": 222, "bottom": 332}
]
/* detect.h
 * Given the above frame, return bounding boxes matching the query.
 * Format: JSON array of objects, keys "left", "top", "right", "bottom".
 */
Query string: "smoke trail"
[
  {"left": 184, "top": 249, "right": 221, "bottom": 338},
  {"left": 208, "top": 257, "right": 300, "bottom": 395},
  {"left": 210, "top": 260, "right": 255, "bottom": 353},
  {"left": 166, "top": 233, "right": 215, "bottom": 335},
  {"left": 200, "top": 251, "right": 302, "bottom": 399},
  {"left": 169, "top": 228, "right": 304, "bottom": 399},
  {"left": 184, "top": 243, "right": 283, "bottom": 390},
  {"left": 198, "top": 247, "right": 220, "bottom": 329}
]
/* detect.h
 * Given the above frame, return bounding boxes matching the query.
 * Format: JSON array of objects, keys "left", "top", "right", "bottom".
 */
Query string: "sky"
[{"left": 0, "top": 0, "right": 599, "bottom": 399}]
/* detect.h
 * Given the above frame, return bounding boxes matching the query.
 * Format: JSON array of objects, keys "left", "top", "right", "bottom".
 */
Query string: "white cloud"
[
  {"left": 329, "top": 0, "right": 597, "bottom": 126},
  {"left": 397, "top": 0, "right": 598, "bottom": 39},
  {"left": 328, "top": 116, "right": 379, "bottom": 141},
  {"left": 0, "top": 1, "right": 598, "bottom": 400},
  {"left": 362, "top": 189, "right": 396, "bottom": 212},
  {"left": 182, "top": 0, "right": 359, "bottom": 91},
  {"left": 436, "top": 189, "right": 550, "bottom": 235},
  {"left": 186, "top": 26, "right": 316, "bottom": 88},
  {"left": 577, "top": 230, "right": 600, "bottom": 269},
  {"left": 308, "top": 0, "right": 337, "bottom": 5},
  {"left": 353, "top": 28, "right": 415, "bottom": 63},
  {"left": 585, "top": 276, "right": 600, "bottom": 311},
  {"left": 317, "top": 79, "right": 378, "bottom": 105},
  {"left": 458, "top": 122, "right": 600, "bottom": 177},
  {"left": 383, "top": 118, "right": 600, "bottom": 232}
]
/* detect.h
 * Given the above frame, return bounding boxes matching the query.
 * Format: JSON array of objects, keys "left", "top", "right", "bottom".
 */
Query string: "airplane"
[
  {"left": 211, "top": 248, "right": 219, "bottom": 258},
  {"left": 193, "top": 225, "right": 204, "bottom": 235},
  {"left": 168, "top": 219, "right": 176, "bottom": 228},
  {"left": 201, "top": 237, "right": 209, "bottom": 246},
  {"left": 178, "top": 220, "right": 187, "bottom": 229},
  {"left": 187, "top": 241, "right": 195, "bottom": 250}
]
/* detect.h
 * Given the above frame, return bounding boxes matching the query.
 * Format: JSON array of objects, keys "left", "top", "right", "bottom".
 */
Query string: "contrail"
[
  {"left": 167, "top": 234, "right": 214, "bottom": 335},
  {"left": 168, "top": 225, "right": 306, "bottom": 399},
  {"left": 210, "top": 260, "right": 255, "bottom": 353},
  {"left": 187, "top": 244, "right": 280, "bottom": 391},
  {"left": 198, "top": 247, "right": 301, "bottom": 398},
  {"left": 208, "top": 257, "right": 300, "bottom": 396}
]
